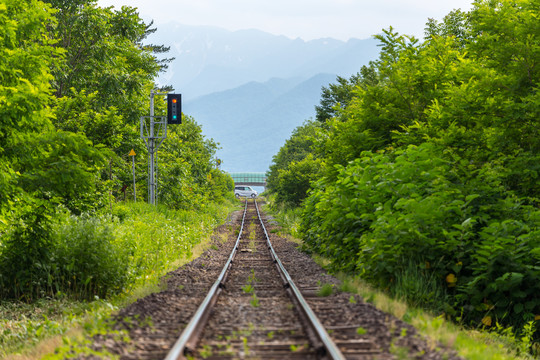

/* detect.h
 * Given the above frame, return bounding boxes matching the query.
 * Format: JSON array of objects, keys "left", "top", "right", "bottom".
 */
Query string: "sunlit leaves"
[{"left": 293, "top": 0, "right": 540, "bottom": 339}]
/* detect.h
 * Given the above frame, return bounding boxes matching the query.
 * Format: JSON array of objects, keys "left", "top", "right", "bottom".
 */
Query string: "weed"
[
  {"left": 250, "top": 294, "right": 260, "bottom": 307},
  {"left": 317, "top": 283, "right": 334, "bottom": 297},
  {"left": 200, "top": 344, "right": 213, "bottom": 358},
  {"left": 339, "top": 279, "right": 358, "bottom": 293},
  {"left": 390, "top": 342, "right": 412, "bottom": 360},
  {"left": 242, "top": 337, "right": 250, "bottom": 356},
  {"left": 247, "top": 269, "right": 258, "bottom": 283},
  {"left": 356, "top": 327, "right": 367, "bottom": 335},
  {"left": 391, "top": 260, "right": 450, "bottom": 313},
  {"left": 248, "top": 240, "right": 257, "bottom": 252}
]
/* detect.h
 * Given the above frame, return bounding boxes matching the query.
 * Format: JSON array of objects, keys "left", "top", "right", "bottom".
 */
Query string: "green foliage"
[
  {"left": 391, "top": 260, "right": 450, "bottom": 313},
  {"left": 0, "top": 199, "right": 234, "bottom": 358},
  {"left": 302, "top": 142, "right": 540, "bottom": 335},
  {"left": 266, "top": 120, "right": 324, "bottom": 206},
  {"left": 52, "top": 215, "right": 130, "bottom": 299},
  {"left": 112, "top": 201, "right": 232, "bottom": 288},
  {"left": 158, "top": 115, "right": 234, "bottom": 209},
  {"left": 263, "top": 196, "right": 303, "bottom": 237},
  {"left": 0, "top": 198, "right": 56, "bottom": 301},
  {"left": 0, "top": 0, "right": 235, "bottom": 307},
  {"left": 0, "top": 204, "right": 128, "bottom": 301},
  {"left": 0, "top": 0, "right": 58, "bottom": 138},
  {"left": 0, "top": 199, "right": 233, "bottom": 303},
  {"left": 47, "top": 0, "right": 160, "bottom": 121},
  {"left": 274, "top": 0, "right": 540, "bottom": 345},
  {"left": 0, "top": 0, "right": 59, "bottom": 211},
  {"left": 16, "top": 130, "right": 109, "bottom": 213},
  {"left": 271, "top": 154, "right": 323, "bottom": 207},
  {"left": 317, "top": 282, "right": 334, "bottom": 297},
  {"left": 315, "top": 73, "right": 364, "bottom": 124}
]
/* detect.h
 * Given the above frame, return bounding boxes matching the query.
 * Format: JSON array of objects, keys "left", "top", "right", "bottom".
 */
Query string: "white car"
[{"left": 234, "top": 185, "right": 258, "bottom": 198}]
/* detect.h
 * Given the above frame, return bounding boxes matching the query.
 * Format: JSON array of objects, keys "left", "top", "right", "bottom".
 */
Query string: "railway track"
[
  {"left": 164, "top": 199, "right": 378, "bottom": 360},
  {"left": 85, "top": 199, "right": 462, "bottom": 360}
]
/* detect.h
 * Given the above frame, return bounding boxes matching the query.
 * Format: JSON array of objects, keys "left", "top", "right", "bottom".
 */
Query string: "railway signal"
[
  {"left": 140, "top": 91, "right": 183, "bottom": 205},
  {"left": 167, "top": 93, "right": 182, "bottom": 124}
]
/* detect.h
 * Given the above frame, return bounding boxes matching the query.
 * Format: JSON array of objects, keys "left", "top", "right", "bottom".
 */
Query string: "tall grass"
[
  {"left": 390, "top": 259, "right": 451, "bottom": 314},
  {"left": 112, "top": 201, "right": 230, "bottom": 290},
  {"left": 0, "top": 200, "right": 235, "bottom": 358},
  {"left": 53, "top": 215, "right": 130, "bottom": 299},
  {"left": 263, "top": 194, "right": 302, "bottom": 237},
  {"left": 0, "top": 200, "right": 233, "bottom": 301}
]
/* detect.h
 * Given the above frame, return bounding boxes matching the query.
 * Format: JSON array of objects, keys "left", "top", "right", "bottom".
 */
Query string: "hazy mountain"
[
  {"left": 149, "top": 23, "right": 380, "bottom": 100},
  {"left": 184, "top": 74, "right": 337, "bottom": 173},
  {"left": 147, "top": 23, "right": 380, "bottom": 173}
]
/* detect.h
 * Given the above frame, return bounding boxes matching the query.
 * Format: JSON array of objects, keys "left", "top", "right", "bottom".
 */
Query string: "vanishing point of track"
[
  {"left": 164, "top": 199, "right": 370, "bottom": 359},
  {"left": 83, "top": 198, "right": 462, "bottom": 360}
]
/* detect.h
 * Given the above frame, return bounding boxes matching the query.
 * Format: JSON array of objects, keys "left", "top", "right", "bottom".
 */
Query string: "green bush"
[
  {"left": 0, "top": 204, "right": 129, "bottom": 301},
  {"left": 53, "top": 215, "right": 130, "bottom": 299},
  {"left": 0, "top": 200, "right": 233, "bottom": 302},
  {"left": 301, "top": 143, "right": 540, "bottom": 333},
  {"left": 0, "top": 199, "right": 56, "bottom": 301}
]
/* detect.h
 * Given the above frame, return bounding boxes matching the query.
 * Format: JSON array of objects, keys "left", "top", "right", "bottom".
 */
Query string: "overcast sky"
[{"left": 96, "top": 0, "right": 475, "bottom": 41}]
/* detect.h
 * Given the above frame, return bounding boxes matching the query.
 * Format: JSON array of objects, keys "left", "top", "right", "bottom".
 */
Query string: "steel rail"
[
  {"left": 254, "top": 200, "right": 346, "bottom": 360},
  {"left": 164, "top": 200, "right": 248, "bottom": 360}
]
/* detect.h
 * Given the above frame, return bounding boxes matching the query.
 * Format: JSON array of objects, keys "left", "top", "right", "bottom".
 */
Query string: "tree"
[
  {"left": 158, "top": 115, "right": 232, "bottom": 209},
  {"left": 267, "top": 120, "right": 323, "bottom": 206},
  {"left": 289, "top": 0, "right": 540, "bottom": 340},
  {"left": 0, "top": 0, "right": 106, "bottom": 214}
]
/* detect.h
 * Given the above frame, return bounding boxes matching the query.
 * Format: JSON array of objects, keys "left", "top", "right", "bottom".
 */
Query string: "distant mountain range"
[
  {"left": 147, "top": 23, "right": 380, "bottom": 173},
  {"left": 184, "top": 74, "right": 337, "bottom": 172}
]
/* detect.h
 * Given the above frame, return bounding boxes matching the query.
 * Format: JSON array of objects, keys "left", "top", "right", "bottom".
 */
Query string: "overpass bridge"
[{"left": 229, "top": 172, "right": 267, "bottom": 189}]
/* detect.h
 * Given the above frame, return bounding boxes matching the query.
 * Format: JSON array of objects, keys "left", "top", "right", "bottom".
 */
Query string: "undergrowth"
[
  {"left": 266, "top": 204, "right": 539, "bottom": 359},
  {"left": 0, "top": 199, "right": 235, "bottom": 359}
]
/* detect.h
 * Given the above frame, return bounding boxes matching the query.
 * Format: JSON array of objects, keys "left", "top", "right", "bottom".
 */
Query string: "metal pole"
[
  {"left": 132, "top": 154, "right": 136, "bottom": 202},
  {"left": 140, "top": 90, "right": 168, "bottom": 206},
  {"left": 149, "top": 90, "right": 155, "bottom": 205}
]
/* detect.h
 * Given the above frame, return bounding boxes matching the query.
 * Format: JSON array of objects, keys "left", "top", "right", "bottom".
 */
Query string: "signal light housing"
[{"left": 167, "top": 93, "right": 182, "bottom": 124}]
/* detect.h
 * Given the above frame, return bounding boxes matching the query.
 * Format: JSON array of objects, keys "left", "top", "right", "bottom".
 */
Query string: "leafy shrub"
[
  {"left": 112, "top": 201, "right": 231, "bottom": 288},
  {"left": 301, "top": 143, "right": 540, "bottom": 334},
  {"left": 464, "top": 220, "right": 540, "bottom": 328},
  {"left": 53, "top": 215, "right": 130, "bottom": 299},
  {"left": 0, "top": 204, "right": 129, "bottom": 301},
  {"left": 0, "top": 199, "right": 56, "bottom": 301}
]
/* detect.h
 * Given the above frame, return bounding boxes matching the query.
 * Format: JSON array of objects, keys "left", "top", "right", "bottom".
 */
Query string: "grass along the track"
[{"left": 0, "top": 200, "right": 239, "bottom": 359}]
